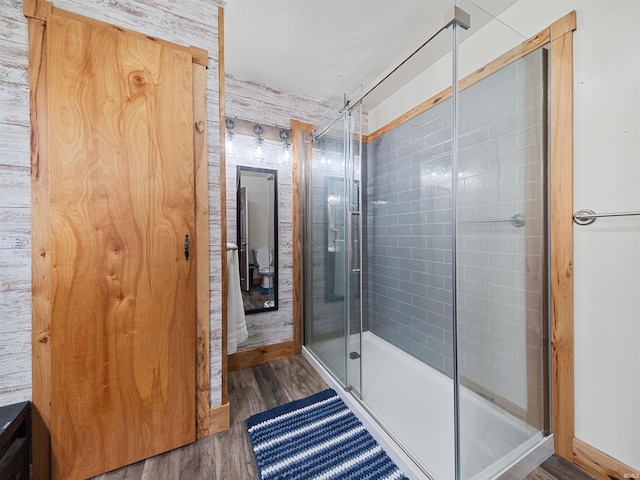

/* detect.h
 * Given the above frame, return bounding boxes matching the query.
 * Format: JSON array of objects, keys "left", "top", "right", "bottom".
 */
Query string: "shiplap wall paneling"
[{"left": 0, "top": 0, "right": 32, "bottom": 406}]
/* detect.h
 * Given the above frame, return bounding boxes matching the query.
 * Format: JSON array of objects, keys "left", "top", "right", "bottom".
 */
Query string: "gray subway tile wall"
[
  {"left": 366, "top": 99, "right": 455, "bottom": 377},
  {"left": 364, "top": 48, "right": 546, "bottom": 402}
]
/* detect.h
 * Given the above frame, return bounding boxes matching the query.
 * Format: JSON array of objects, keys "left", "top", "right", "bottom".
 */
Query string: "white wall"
[{"left": 370, "top": 0, "right": 640, "bottom": 470}]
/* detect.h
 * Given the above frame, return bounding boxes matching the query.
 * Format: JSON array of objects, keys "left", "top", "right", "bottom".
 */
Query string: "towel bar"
[
  {"left": 573, "top": 209, "right": 640, "bottom": 225},
  {"left": 460, "top": 213, "right": 526, "bottom": 228}
]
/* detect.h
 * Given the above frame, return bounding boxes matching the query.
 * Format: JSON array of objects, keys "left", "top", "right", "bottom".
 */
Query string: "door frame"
[{"left": 24, "top": 1, "right": 211, "bottom": 478}]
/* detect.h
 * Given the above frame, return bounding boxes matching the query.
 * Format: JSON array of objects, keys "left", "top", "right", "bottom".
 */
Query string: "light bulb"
[
  {"left": 254, "top": 143, "right": 263, "bottom": 161},
  {"left": 253, "top": 124, "right": 264, "bottom": 161},
  {"left": 226, "top": 134, "right": 234, "bottom": 155},
  {"left": 225, "top": 119, "right": 235, "bottom": 156}
]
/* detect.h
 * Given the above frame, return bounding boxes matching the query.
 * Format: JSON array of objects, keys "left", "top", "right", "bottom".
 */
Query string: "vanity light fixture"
[
  {"left": 279, "top": 129, "right": 291, "bottom": 164},
  {"left": 253, "top": 124, "right": 264, "bottom": 161},
  {"left": 225, "top": 118, "right": 235, "bottom": 155}
]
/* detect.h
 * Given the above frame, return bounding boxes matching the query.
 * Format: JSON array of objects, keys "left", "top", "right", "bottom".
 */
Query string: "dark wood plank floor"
[
  {"left": 241, "top": 283, "right": 273, "bottom": 310},
  {"left": 92, "top": 355, "right": 593, "bottom": 480}
]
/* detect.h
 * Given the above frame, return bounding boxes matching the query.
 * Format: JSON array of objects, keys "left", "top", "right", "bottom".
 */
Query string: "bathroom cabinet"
[{"left": 0, "top": 401, "right": 30, "bottom": 480}]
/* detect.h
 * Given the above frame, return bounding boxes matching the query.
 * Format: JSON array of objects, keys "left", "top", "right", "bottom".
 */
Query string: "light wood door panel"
[{"left": 47, "top": 13, "right": 196, "bottom": 480}]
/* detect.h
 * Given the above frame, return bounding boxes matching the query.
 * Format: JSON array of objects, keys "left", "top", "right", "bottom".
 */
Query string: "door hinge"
[{"left": 184, "top": 234, "right": 190, "bottom": 261}]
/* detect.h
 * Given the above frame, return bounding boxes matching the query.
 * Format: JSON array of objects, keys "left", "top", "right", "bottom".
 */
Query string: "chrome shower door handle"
[{"left": 349, "top": 211, "right": 361, "bottom": 273}]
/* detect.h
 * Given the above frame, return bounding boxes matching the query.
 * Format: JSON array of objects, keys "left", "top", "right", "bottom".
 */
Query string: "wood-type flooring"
[
  {"left": 93, "top": 355, "right": 593, "bottom": 480},
  {"left": 241, "top": 283, "right": 273, "bottom": 311}
]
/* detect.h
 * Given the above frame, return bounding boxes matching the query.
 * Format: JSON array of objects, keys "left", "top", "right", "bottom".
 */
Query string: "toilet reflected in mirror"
[
  {"left": 237, "top": 166, "right": 278, "bottom": 313},
  {"left": 253, "top": 246, "right": 274, "bottom": 289}
]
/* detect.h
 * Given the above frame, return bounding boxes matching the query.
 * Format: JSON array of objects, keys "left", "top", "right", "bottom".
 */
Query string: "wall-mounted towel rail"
[
  {"left": 573, "top": 209, "right": 640, "bottom": 226},
  {"left": 460, "top": 213, "right": 526, "bottom": 228},
  {"left": 227, "top": 243, "right": 238, "bottom": 251}
]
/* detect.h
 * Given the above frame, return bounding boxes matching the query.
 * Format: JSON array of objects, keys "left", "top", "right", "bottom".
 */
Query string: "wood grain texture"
[
  {"left": 51, "top": 6, "right": 193, "bottom": 56},
  {"left": 0, "top": 127, "right": 30, "bottom": 169},
  {"left": 46, "top": 13, "right": 196, "bottom": 479},
  {"left": 9, "top": 0, "right": 221, "bottom": 420},
  {"left": 93, "top": 355, "right": 327, "bottom": 480},
  {"left": 218, "top": 5, "right": 229, "bottom": 408},
  {"left": 526, "top": 455, "right": 594, "bottom": 480},
  {"left": 27, "top": 13, "right": 52, "bottom": 480},
  {"left": 225, "top": 72, "right": 334, "bottom": 130},
  {"left": 190, "top": 45, "right": 208, "bottom": 68},
  {"left": 549, "top": 28, "right": 575, "bottom": 463},
  {"left": 208, "top": 402, "right": 230, "bottom": 435},
  {"left": 8, "top": 0, "right": 220, "bottom": 416},
  {"left": 90, "top": 355, "right": 592, "bottom": 480},
  {"left": 290, "top": 120, "right": 313, "bottom": 355},
  {"left": 228, "top": 341, "right": 295, "bottom": 371},
  {"left": 289, "top": 119, "right": 314, "bottom": 132},
  {"left": 0, "top": 12, "right": 32, "bottom": 412},
  {"left": 573, "top": 438, "right": 639, "bottom": 480},
  {"left": 193, "top": 61, "right": 211, "bottom": 439},
  {"left": 23, "top": 0, "right": 52, "bottom": 20},
  {"left": 550, "top": 11, "right": 577, "bottom": 41}
]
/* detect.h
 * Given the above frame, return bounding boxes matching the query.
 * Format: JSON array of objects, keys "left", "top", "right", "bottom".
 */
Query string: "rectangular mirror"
[
  {"left": 324, "top": 175, "right": 345, "bottom": 302},
  {"left": 324, "top": 176, "right": 360, "bottom": 302},
  {"left": 237, "top": 165, "right": 278, "bottom": 313}
]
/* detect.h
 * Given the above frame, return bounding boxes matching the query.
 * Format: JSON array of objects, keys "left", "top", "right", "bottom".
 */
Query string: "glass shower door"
[
  {"left": 304, "top": 110, "right": 362, "bottom": 396},
  {"left": 345, "top": 103, "right": 363, "bottom": 397},
  {"left": 455, "top": 15, "right": 549, "bottom": 477}
]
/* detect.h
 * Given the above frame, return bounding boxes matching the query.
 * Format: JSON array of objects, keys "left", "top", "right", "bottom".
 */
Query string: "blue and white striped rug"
[{"left": 245, "top": 389, "right": 409, "bottom": 480}]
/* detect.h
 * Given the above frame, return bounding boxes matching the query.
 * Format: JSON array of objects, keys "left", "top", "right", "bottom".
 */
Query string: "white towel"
[{"left": 227, "top": 243, "right": 248, "bottom": 354}]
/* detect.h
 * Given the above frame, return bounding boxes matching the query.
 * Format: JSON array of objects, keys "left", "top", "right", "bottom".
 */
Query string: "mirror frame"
[{"left": 236, "top": 165, "right": 279, "bottom": 314}]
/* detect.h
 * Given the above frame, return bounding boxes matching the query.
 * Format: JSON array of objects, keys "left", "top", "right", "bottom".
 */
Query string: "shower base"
[{"left": 304, "top": 332, "right": 553, "bottom": 480}]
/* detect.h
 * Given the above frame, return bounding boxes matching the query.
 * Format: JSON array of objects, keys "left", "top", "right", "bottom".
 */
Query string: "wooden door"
[{"left": 46, "top": 12, "right": 196, "bottom": 479}]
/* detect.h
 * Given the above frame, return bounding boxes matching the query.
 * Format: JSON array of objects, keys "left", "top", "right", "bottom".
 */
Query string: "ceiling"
[{"left": 224, "top": 1, "right": 520, "bottom": 108}]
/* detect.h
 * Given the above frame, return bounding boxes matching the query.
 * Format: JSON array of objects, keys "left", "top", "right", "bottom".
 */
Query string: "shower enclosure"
[{"left": 303, "top": 3, "right": 550, "bottom": 479}]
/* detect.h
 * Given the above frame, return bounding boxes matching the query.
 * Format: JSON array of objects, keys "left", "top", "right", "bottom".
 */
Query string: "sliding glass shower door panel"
[
  {"left": 358, "top": 20, "right": 457, "bottom": 480},
  {"left": 304, "top": 115, "right": 349, "bottom": 387},
  {"left": 345, "top": 103, "right": 363, "bottom": 397}
]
